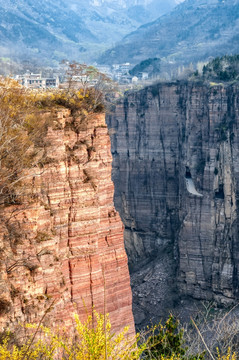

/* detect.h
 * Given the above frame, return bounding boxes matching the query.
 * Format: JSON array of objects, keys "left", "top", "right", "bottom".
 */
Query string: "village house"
[{"left": 15, "top": 71, "right": 59, "bottom": 89}]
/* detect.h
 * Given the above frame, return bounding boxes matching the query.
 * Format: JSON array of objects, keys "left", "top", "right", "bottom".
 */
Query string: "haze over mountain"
[
  {"left": 98, "top": 0, "right": 239, "bottom": 69},
  {"left": 0, "top": 0, "right": 183, "bottom": 66}
]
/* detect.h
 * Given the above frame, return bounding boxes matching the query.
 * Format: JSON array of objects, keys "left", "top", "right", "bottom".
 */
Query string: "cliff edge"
[{"left": 0, "top": 108, "right": 135, "bottom": 337}]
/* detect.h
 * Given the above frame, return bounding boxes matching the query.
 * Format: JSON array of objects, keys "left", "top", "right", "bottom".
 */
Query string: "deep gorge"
[{"left": 2, "top": 80, "right": 239, "bottom": 336}]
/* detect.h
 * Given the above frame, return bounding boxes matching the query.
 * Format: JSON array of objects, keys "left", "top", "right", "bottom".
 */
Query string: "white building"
[{"left": 15, "top": 71, "right": 59, "bottom": 89}]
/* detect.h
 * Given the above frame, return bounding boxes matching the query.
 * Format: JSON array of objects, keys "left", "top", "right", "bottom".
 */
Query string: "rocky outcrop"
[
  {"left": 0, "top": 109, "right": 135, "bottom": 337},
  {"left": 107, "top": 82, "right": 239, "bottom": 327}
]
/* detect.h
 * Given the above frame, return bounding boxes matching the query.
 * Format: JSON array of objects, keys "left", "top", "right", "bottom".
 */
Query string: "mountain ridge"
[
  {"left": 98, "top": 0, "right": 239, "bottom": 68},
  {"left": 0, "top": 0, "right": 183, "bottom": 65}
]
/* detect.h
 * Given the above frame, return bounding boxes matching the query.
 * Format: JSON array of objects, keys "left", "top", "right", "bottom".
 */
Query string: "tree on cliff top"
[
  {"left": 0, "top": 77, "right": 66, "bottom": 205},
  {"left": 0, "top": 69, "right": 115, "bottom": 204},
  {"left": 0, "top": 77, "right": 40, "bottom": 205},
  {"left": 192, "top": 55, "right": 239, "bottom": 82},
  {"left": 62, "top": 61, "right": 116, "bottom": 111}
]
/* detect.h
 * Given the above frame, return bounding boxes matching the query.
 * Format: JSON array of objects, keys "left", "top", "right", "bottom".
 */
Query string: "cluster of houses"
[
  {"left": 15, "top": 71, "right": 60, "bottom": 89},
  {"left": 97, "top": 63, "right": 149, "bottom": 84},
  {"left": 14, "top": 63, "right": 151, "bottom": 89}
]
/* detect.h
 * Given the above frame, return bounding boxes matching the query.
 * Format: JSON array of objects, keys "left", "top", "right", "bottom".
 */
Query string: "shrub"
[
  {"left": 0, "top": 300, "right": 11, "bottom": 316},
  {"left": 143, "top": 315, "right": 205, "bottom": 360},
  {"left": 217, "top": 347, "right": 237, "bottom": 360},
  {"left": 0, "top": 310, "right": 145, "bottom": 360},
  {"left": 0, "top": 76, "right": 106, "bottom": 205},
  {"left": 1, "top": 311, "right": 238, "bottom": 359},
  {"left": 35, "top": 231, "right": 52, "bottom": 243}
]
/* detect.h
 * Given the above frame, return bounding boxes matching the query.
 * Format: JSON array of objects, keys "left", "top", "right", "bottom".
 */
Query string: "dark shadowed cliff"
[{"left": 107, "top": 82, "right": 239, "bottom": 327}]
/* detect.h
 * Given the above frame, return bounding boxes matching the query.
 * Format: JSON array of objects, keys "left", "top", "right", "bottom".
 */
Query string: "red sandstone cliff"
[{"left": 0, "top": 108, "right": 135, "bottom": 336}]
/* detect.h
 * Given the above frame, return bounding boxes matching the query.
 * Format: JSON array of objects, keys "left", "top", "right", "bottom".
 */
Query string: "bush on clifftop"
[{"left": 0, "top": 76, "right": 106, "bottom": 205}]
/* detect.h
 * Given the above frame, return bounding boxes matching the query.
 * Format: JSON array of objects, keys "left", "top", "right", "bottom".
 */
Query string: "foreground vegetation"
[
  {"left": 0, "top": 308, "right": 238, "bottom": 360},
  {"left": 0, "top": 311, "right": 143, "bottom": 360}
]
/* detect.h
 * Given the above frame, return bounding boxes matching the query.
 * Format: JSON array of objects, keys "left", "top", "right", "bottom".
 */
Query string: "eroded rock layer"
[
  {"left": 0, "top": 109, "right": 134, "bottom": 336},
  {"left": 107, "top": 82, "right": 239, "bottom": 326}
]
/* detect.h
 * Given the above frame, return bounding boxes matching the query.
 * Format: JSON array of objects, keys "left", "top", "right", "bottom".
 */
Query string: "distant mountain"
[
  {"left": 65, "top": 0, "right": 184, "bottom": 44},
  {"left": 98, "top": 0, "right": 239, "bottom": 68},
  {"left": 0, "top": 0, "right": 183, "bottom": 66},
  {"left": 0, "top": 0, "right": 96, "bottom": 65}
]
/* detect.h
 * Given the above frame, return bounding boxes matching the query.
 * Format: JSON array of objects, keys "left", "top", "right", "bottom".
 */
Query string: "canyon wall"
[
  {"left": 107, "top": 82, "right": 239, "bottom": 327},
  {"left": 0, "top": 109, "right": 135, "bottom": 337}
]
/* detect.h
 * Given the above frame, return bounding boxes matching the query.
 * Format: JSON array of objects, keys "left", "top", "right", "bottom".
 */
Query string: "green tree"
[{"left": 144, "top": 315, "right": 205, "bottom": 360}]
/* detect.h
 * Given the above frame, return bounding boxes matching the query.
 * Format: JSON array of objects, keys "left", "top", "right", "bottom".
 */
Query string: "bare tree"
[
  {"left": 0, "top": 77, "right": 45, "bottom": 205},
  {"left": 62, "top": 61, "right": 116, "bottom": 111}
]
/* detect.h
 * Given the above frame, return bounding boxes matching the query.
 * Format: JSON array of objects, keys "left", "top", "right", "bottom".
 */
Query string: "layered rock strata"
[
  {"left": 0, "top": 109, "right": 134, "bottom": 337},
  {"left": 107, "top": 82, "right": 239, "bottom": 327}
]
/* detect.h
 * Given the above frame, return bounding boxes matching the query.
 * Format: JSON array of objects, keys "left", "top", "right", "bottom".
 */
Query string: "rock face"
[
  {"left": 0, "top": 109, "right": 135, "bottom": 337},
  {"left": 107, "top": 82, "right": 239, "bottom": 327}
]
